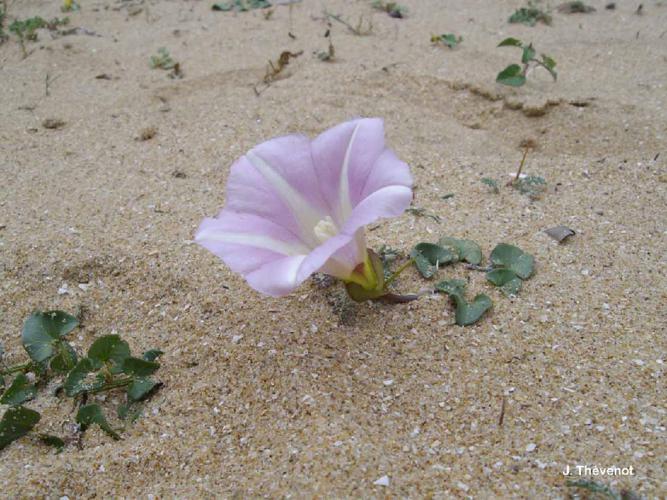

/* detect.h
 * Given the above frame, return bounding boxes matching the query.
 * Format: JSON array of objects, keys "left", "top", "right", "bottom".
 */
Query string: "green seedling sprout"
[
  {"left": 496, "top": 37, "right": 557, "bottom": 86},
  {"left": 431, "top": 33, "right": 462, "bottom": 49}
]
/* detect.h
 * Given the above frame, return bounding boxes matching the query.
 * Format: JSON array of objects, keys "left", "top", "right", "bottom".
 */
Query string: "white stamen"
[{"left": 313, "top": 216, "right": 338, "bottom": 243}]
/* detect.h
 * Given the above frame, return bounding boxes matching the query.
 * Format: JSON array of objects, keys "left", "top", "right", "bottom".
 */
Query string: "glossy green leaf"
[
  {"left": 435, "top": 280, "right": 492, "bottom": 326},
  {"left": 0, "top": 406, "right": 41, "bottom": 450},
  {"left": 437, "top": 33, "right": 461, "bottom": 48},
  {"left": 486, "top": 268, "right": 523, "bottom": 296},
  {"left": 498, "top": 37, "right": 523, "bottom": 47},
  {"left": 411, "top": 243, "right": 456, "bottom": 278},
  {"left": 508, "top": 7, "right": 551, "bottom": 26},
  {"left": 496, "top": 64, "right": 526, "bottom": 87},
  {"left": 50, "top": 342, "right": 78, "bottom": 374},
  {"left": 64, "top": 358, "right": 104, "bottom": 397},
  {"left": 434, "top": 279, "right": 467, "bottom": 297},
  {"left": 542, "top": 54, "right": 557, "bottom": 70},
  {"left": 76, "top": 404, "right": 120, "bottom": 440},
  {"left": 521, "top": 44, "right": 536, "bottom": 63},
  {"left": 490, "top": 243, "right": 535, "bottom": 279},
  {"left": 438, "top": 237, "right": 483, "bottom": 265},
  {"left": 212, "top": 0, "right": 270, "bottom": 11},
  {"left": 0, "top": 373, "right": 37, "bottom": 406},
  {"left": 541, "top": 54, "right": 558, "bottom": 80},
  {"left": 118, "top": 403, "right": 143, "bottom": 423},
  {"left": 39, "top": 434, "right": 65, "bottom": 452},
  {"left": 127, "top": 378, "right": 160, "bottom": 402},
  {"left": 88, "top": 335, "right": 131, "bottom": 372},
  {"left": 21, "top": 311, "right": 78, "bottom": 363},
  {"left": 452, "top": 293, "right": 493, "bottom": 326},
  {"left": 142, "top": 349, "right": 164, "bottom": 362},
  {"left": 122, "top": 357, "right": 160, "bottom": 377}
]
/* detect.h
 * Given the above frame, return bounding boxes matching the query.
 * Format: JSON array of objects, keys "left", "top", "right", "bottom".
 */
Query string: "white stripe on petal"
[
  {"left": 195, "top": 229, "right": 309, "bottom": 256},
  {"left": 246, "top": 150, "right": 322, "bottom": 247},
  {"left": 338, "top": 122, "right": 360, "bottom": 221}
]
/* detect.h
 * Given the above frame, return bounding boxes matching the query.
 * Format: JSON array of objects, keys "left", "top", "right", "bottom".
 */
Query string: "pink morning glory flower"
[{"left": 195, "top": 118, "right": 413, "bottom": 298}]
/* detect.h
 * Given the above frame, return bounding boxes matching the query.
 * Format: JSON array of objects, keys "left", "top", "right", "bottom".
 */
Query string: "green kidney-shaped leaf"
[
  {"left": 434, "top": 280, "right": 491, "bottom": 326},
  {"left": 39, "top": 434, "right": 65, "bottom": 452},
  {"left": 117, "top": 403, "right": 143, "bottom": 423},
  {"left": 127, "top": 378, "right": 161, "bottom": 402},
  {"left": 490, "top": 243, "right": 535, "bottom": 279},
  {"left": 411, "top": 243, "right": 456, "bottom": 278},
  {"left": 142, "top": 349, "right": 164, "bottom": 362},
  {"left": 0, "top": 373, "right": 37, "bottom": 406},
  {"left": 435, "top": 278, "right": 467, "bottom": 297},
  {"left": 22, "top": 311, "right": 78, "bottom": 363},
  {"left": 64, "top": 358, "right": 104, "bottom": 397},
  {"left": 76, "top": 404, "right": 120, "bottom": 440},
  {"left": 486, "top": 268, "right": 523, "bottom": 296},
  {"left": 50, "top": 342, "right": 78, "bottom": 374},
  {"left": 452, "top": 293, "right": 493, "bottom": 326},
  {"left": 496, "top": 65, "right": 526, "bottom": 87},
  {"left": 122, "top": 357, "right": 160, "bottom": 377},
  {"left": 438, "top": 237, "right": 483, "bottom": 265},
  {"left": 87, "top": 335, "right": 131, "bottom": 373},
  {"left": 521, "top": 44, "right": 536, "bottom": 64},
  {"left": 0, "top": 406, "right": 41, "bottom": 450}
]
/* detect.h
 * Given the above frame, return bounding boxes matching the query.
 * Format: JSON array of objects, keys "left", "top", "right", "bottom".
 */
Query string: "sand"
[{"left": 1, "top": 0, "right": 666, "bottom": 497}]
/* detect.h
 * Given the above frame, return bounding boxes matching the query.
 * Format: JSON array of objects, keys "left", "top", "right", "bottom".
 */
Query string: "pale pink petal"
[
  {"left": 246, "top": 255, "right": 308, "bottom": 297},
  {"left": 195, "top": 213, "right": 309, "bottom": 274},
  {"left": 311, "top": 118, "right": 386, "bottom": 223},
  {"left": 359, "top": 149, "right": 413, "bottom": 201},
  {"left": 341, "top": 185, "right": 414, "bottom": 236}
]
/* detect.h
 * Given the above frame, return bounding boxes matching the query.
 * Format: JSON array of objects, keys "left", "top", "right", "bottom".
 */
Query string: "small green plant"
[
  {"left": 61, "top": 0, "right": 80, "bottom": 12},
  {"left": 371, "top": 0, "right": 407, "bottom": 18},
  {"left": 8, "top": 16, "right": 69, "bottom": 57},
  {"left": 508, "top": 2, "right": 552, "bottom": 26},
  {"left": 557, "top": 1, "right": 596, "bottom": 14},
  {"left": 212, "top": 0, "right": 271, "bottom": 11},
  {"left": 150, "top": 47, "right": 176, "bottom": 69},
  {"left": 316, "top": 29, "right": 335, "bottom": 62},
  {"left": 0, "top": 311, "right": 163, "bottom": 451},
  {"left": 496, "top": 37, "right": 556, "bottom": 86},
  {"left": 9, "top": 16, "right": 69, "bottom": 42},
  {"left": 515, "top": 175, "right": 547, "bottom": 198},
  {"left": 0, "top": 5, "right": 7, "bottom": 43},
  {"left": 150, "top": 47, "right": 183, "bottom": 78},
  {"left": 566, "top": 479, "right": 639, "bottom": 500},
  {"left": 431, "top": 33, "right": 462, "bottom": 49},
  {"left": 481, "top": 177, "right": 500, "bottom": 193},
  {"left": 407, "top": 237, "right": 536, "bottom": 325},
  {"left": 324, "top": 11, "right": 373, "bottom": 36}
]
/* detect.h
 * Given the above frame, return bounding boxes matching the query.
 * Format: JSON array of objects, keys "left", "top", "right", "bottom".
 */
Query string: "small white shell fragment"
[
  {"left": 526, "top": 443, "right": 537, "bottom": 452},
  {"left": 544, "top": 225, "right": 576, "bottom": 243},
  {"left": 373, "top": 475, "right": 390, "bottom": 487}
]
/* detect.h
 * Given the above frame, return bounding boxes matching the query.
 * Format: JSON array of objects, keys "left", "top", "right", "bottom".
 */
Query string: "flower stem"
[
  {"left": 513, "top": 148, "right": 529, "bottom": 184},
  {"left": 0, "top": 361, "right": 31, "bottom": 376},
  {"left": 89, "top": 377, "right": 134, "bottom": 394},
  {"left": 384, "top": 258, "right": 415, "bottom": 288},
  {"left": 465, "top": 264, "right": 493, "bottom": 272}
]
